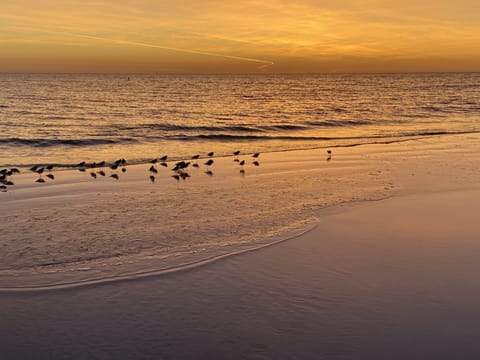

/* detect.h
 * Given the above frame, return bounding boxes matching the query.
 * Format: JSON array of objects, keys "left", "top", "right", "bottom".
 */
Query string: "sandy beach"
[{"left": 1, "top": 133, "right": 480, "bottom": 359}]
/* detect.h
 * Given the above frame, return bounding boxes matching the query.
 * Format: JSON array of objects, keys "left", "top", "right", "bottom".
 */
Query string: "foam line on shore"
[{"left": 0, "top": 219, "right": 320, "bottom": 293}]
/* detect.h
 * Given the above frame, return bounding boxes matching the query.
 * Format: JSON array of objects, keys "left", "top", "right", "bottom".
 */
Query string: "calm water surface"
[{"left": 1, "top": 73, "right": 479, "bottom": 167}]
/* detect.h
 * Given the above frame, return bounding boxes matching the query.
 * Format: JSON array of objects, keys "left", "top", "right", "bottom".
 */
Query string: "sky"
[{"left": 1, "top": 0, "right": 480, "bottom": 73}]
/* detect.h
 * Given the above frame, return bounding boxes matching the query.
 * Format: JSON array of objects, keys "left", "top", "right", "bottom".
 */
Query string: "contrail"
[{"left": 75, "top": 33, "right": 274, "bottom": 69}]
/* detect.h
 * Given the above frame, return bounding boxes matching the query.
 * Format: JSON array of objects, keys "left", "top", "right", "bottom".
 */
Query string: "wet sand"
[{"left": 1, "top": 134, "right": 480, "bottom": 359}]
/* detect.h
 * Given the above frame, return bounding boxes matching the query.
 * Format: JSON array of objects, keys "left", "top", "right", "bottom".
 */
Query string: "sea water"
[{"left": 1, "top": 73, "right": 479, "bottom": 290}]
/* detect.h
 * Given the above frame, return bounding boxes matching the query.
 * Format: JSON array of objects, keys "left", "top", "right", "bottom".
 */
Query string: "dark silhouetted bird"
[
  {"left": 150, "top": 175, "right": 155, "bottom": 183},
  {"left": 46, "top": 174, "right": 55, "bottom": 180},
  {"left": 90, "top": 172, "right": 97, "bottom": 179},
  {"left": 110, "top": 174, "right": 119, "bottom": 180},
  {"left": 36, "top": 178, "right": 45, "bottom": 183}
]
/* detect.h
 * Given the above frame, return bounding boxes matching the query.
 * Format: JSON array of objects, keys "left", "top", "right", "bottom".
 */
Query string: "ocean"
[
  {"left": 1, "top": 73, "right": 479, "bottom": 168},
  {"left": 1, "top": 73, "right": 479, "bottom": 290}
]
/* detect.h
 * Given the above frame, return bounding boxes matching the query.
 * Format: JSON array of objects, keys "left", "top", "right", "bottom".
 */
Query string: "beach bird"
[
  {"left": 110, "top": 174, "right": 119, "bottom": 180},
  {"left": 207, "top": 151, "right": 214, "bottom": 157},
  {"left": 149, "top": 175, "right": 155, "bottom": 183},
  {"left": 240, "top": 169, "right": 245, "bottom": 175},
  {"left": 76, "top": 161, "right": 86, "bottom": 168},
  {"left": 327, "top": 150, "right": 332, "bottom": 161},
  {"left": 10, "top": 168, "right": 20, "bottom": 174},
  {"left": 121, "top": 167, "right": 127, "bottom": 173},
  {"left": 233, "top": 150, "right": 241, "bottom": 156},
  {"left": 252, "top": 152, "right": 260, "bottom": 158},
  {"left": 36, "top": 178, "right": 45, "bottom": 183},
  {"left": 97, "top": 161, "right": 106, "bottom": 167},
  {"left": 149, "top": 165, "right": 158, "bottom": 174},
  {"left": 149, "top": 158, "right": 157, "bottom": 164},
  {"left": 97, "top": 170, "right": 106, "bottom": 176},
  {"left": 46, "top": 164, "right": 54, "bottom": 171},
  {"left": 160, "top": 162, "right": 168, "bottom": 168},
  {"left": 90, "top": 172, "right": 97, "bottom": 179},
  {"left": 253, "top": 161, "right": 260, "bottom": 166},
  {"left": 205, "top": 159, "right": 214, "bottom": 167},
  {"left": 36, "top": 168, "right": 44, "bottom": 175},
  {"left": 29, "top": 165, "right": 39, "bottom": 172},
  {"left": 110, "top": 164, "right": 118, "bottom": 170},
  {"left": 172, "top": 174, "right": 180, "bottom": 181},
  {"left": 239, "top": 160, "right": 245, "bottom": 166},
  {"left": 205, "top": 170, "right": 213, "bottom": 176},
  {"left": 46, "top": 174, "right": 55, "bottom": 180},
  {"left": 192, "top": 163, "right": 199, "bottom": 168},
  {"left": 192, "top": 154, "right": 200, "bottom": 159},
  {"left": 160, "top": 155, "right": 168, "bottom": 162},
  {"left": 180, "top": 172, "right": 190, "bottom": 180}
]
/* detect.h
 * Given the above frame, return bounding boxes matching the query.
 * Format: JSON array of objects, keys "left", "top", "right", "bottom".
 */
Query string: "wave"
[
  {"left": 306, "top": 119, "right": 373, "bottom": 127},
  {"left": 0, "top": 137, "right": 138, "bottom": 147},
  {"left": 166, "top": 129, "right": 480, "bottom": 142}
]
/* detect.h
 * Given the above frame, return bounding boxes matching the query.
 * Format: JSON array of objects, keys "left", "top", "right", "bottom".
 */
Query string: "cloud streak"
[{"left": 74, "top": 33, "right": 274, "bottom": 69}]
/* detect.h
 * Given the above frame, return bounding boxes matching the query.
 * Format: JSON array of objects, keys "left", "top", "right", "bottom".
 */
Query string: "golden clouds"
[{"left": 1, "top": 0, "right": 479, "bottom": 72}]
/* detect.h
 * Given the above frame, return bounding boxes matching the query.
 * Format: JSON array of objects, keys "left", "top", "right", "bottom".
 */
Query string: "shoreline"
[
  {"left": 2, "top": 154, "right": 480, "bottom": 358},
  {"left": 1, "top": 132, "right": 479, "bottom": 291}
]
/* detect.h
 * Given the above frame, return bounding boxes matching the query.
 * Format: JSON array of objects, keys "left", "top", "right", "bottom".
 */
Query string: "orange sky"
[{"left": 2, "top": 0, "right": 480, "bottom": 73}]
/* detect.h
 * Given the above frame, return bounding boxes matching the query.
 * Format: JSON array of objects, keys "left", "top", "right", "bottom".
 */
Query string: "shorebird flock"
[{"left": 0, "top": 150, "right": 273, "bottom": 193}]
